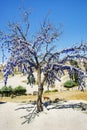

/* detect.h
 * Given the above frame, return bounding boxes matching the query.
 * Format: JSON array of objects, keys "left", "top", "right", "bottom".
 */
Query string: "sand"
[
  {"left": 0, "top": 100, "right": 87, "bottom": 130},
  {"left": 0, "top": 75, "right": 87, "bottom": 130}
]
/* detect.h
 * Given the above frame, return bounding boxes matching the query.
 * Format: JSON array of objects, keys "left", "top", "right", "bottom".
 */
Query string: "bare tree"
[{"left": 0, "top": 10, "right": 87, "bottom": 112}]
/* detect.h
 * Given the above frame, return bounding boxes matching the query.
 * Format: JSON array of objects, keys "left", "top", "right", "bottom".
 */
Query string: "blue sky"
[{"left": 0, "top": 0, "right": 87, "bottom": 63}]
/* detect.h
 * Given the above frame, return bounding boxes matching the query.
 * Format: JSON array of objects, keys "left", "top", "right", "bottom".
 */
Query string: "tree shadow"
[
  {"left": 45, "top": 101, "right": 87, "bottom": 111},
  {"left": 0, "top": 101, "right": 6, "bottom": 104},
  {"left": 15, "top": 102, "right": 39, "bottom": 124},
  {"left": 15, "top": 100, "right": 87, "bottom": 125}
]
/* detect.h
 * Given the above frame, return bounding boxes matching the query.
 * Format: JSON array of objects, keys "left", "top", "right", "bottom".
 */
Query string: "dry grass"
[
  {"left": 43, "top": 90, "right": 87, "bottom": 101},
  {"left": 0, "top": 94, "right": 37, "bottom": 103},
  {"left": 0, "top": 90, "right": 87, "bottom": 103}
]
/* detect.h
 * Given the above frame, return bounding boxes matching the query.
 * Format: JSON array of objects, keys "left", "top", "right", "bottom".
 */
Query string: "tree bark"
[
  {"left": 36, "top": 65, "right": 44, "bottom": 112},
  {"left": 37, "top": 83, "right": 44, "bottom": 112}
]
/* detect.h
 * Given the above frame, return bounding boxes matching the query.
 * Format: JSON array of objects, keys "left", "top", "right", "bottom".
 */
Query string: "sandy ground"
[
  {"left": 0, "top": 74, "right": 87, "bottom": 130},
  {"left": 0, "top": 100, "right": 87, "bottom": 130}
]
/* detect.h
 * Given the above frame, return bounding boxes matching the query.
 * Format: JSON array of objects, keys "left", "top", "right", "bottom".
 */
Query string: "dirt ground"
[{"left": 0, "top": 90, "right": 87, "bottom": 103}]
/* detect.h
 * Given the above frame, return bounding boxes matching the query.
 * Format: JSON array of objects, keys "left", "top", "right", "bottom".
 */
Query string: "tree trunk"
[
  {"left": 37, "top": 83, "right": 43, "bottom": 112},
  {"left": 36, "top": 65, "right": 43, "bottom": 112}
]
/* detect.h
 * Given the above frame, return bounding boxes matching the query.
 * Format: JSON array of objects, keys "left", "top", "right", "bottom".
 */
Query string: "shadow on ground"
[
  {"left": 0, "top": 102, "right": 6, "bottom": 104},
  {"left": 15, "top": 100, "right": 87, "bottom": 125},
  {"left": 15, "top": 102, "right": 39, "bottom": 124},
  {"left": 45, "top": 101, "right": 87, "bottom": 111}
]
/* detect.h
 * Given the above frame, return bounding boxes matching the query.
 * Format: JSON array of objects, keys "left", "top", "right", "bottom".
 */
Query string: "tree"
[
  {"left": 69, "top": 60, "right": 79, "bottom": 83},
  {"left": 0, "top": 10, "right": 87, "bottom": 112}
]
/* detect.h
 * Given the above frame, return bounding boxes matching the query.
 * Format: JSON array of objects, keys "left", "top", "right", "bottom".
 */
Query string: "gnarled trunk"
[
  {"left": 37, "top": 83, "right": 43, "bottom": 112},
  {"left": 36, "top": 65, "right": 44, "bottom": 112}
]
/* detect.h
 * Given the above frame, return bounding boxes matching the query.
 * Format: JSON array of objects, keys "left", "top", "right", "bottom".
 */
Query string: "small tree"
[
  {"left": 64, "top": 80, "right": 77, "bottom": 88},
  {"left": 1, "top": 86, "right": 12, "bottom": 97},
  {"left": 14, "top": 86, "right": 26, "bottom": 96},
  {"left": 0, "top": 10, "right": 87, "bottom": 112},
  {"left": 69, "top": 60, "right": 79, "bottom": 83}
]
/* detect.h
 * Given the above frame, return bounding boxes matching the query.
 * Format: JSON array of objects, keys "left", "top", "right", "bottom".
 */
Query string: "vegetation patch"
[
  {"left": 13, "top": 86, "right": 26, "bottom": 96},
  {"left": 0, "top": 85, "right": 26, "bottom": 97},
  {"left": 44, "top": 89, "right": 58, "bottom": 93},
  {"left": 64, "top": 80, "right": 77, "bottom": 88},
  {"left": 0, "top": 86, "right": 13, "bottom": 97}
]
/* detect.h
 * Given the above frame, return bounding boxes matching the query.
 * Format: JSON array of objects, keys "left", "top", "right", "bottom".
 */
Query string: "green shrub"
[
  {"left": 64, "top": 80, "right": 77, "bottom": 88},
  {"left": 44, "top": 90, "right": 52, "bottom": 93},
  {"left": 0, "top": 86, "right": 26, "bottom": 97},
  {"left": 1, "top": 86, "right": 8, "bottom": 96},
  {"left": 69, "top": 60, "right": 79, "bottom": 84},
  {"left": 8, "top": 86, "right": 13, "bottom": 94},
  {"left": 14, "top": 86, "right": 26, "bottom": 96},
  {"left": 51, "top": 89, "right": 58, "bottom": 92},
  {"left": 1, "top": 86, "right": 13, "bottom": 97},
  {"left": 44, "top": 89, "right": 58, "bottom": 93}
]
